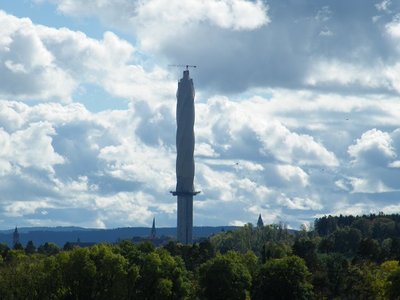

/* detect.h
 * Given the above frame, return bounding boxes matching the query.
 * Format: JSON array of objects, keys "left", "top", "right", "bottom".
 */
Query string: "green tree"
[
  {"left": 0, "top": 251, "right": 65, "bottom": 299},
  {"left": 251, "top": 255, "right": 314, "bottom": 300},
  {"left": 89, "top": 244, "right": 129, "bottom": 300},
  {"left": 343, "top": 263, "right": 380, "bottom": 300},
  {"left": 357, "top": 238, "right": 381, "bottom": 262},
  {"left": 0, "top": 243, "right": 9, "bottom": 259},
  {"left": 133, "top": 247, "right": 191, "bottom": 300},
  {"left": 331, "top": 227, "right": 362, "bottom": 254},
  {"left": 199, "top": 251, "right": 251, "bottom": 300},
  {"left": 13, "top": 242, "right": 24, "bottom": 250},
  {"left": 38, "top": 242, "right": 60, "bottom": 256},
  {"left": 386, "top": 268, "right": 400, "bottom": 300},
  {"left": 314, "top": 253, "right": 349, "bottom": 299},
  {"left": 59, "top": 247, "right": 97, "bottom": 299},
  {"left": 292, "top": 239, "right": 318, "bottom": 271},
  {"left": 263, "top": 241, "right": 292, "bottom": 261},
  {"left": 25, "top": 240, "right": 36, "bottom": 254},
  {"left": 372, "top": 218, "right": 395, "bottom": 240},
  {"left": 351, "top": 218, "right": 373, "bottom": 238}
]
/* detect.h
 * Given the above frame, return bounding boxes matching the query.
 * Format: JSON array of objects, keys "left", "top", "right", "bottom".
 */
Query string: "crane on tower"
[{"left": 168, "top": 64, "right": 197, "bottom": 70}]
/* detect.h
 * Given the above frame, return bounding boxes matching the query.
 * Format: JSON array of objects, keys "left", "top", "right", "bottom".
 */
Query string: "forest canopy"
[{"left": 1, "top": 213, "right": 400, "bottom": 299}]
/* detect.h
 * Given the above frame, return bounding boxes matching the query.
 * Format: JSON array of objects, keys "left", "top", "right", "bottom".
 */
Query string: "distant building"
[
  {"left": 65, "top": 237, "right": 96, "bottom": 249},
  {"left": 150, "top": 217, "right": 156, "bottom": 239},
  {"left": 257, "top": 214, "right": 264, "bottom": 228},
  {"left": 13, "top": 226, "right": 20, "bottom": 246}
]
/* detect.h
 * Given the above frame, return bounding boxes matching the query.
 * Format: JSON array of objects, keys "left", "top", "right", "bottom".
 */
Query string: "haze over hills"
[{"left": 0, "top": 226, "right": 239, "bottom": 247}]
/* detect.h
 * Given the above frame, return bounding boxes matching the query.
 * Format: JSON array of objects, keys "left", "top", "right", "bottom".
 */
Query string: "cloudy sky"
[{"left": 1, "top": 0, "right": 400, "bottom": 230}]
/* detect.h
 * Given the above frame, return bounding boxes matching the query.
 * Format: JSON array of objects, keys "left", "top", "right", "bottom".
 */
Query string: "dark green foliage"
[
  {"left": 386, "top": 268, "right": 400, "bottom": 300},
  {"left": 63, "top": 241, "right": 74, "bottom": 251},
  {"left": 315, "top": 215, "right": 338, "bottom": 236},
  {"left": 316, "top": 253, "right": 349, "bottom": 298},
  {"left": 198, "top": 251, "right": 251, "bottom": 300},
  {"left": 211, "top": 222, "right": 291, "bottom": 256},
  {"left": 13, "top": 242, "right": 23, "bottom": 251},
  {"left": 292, "top": 239, "right": 318, "bottom": 271},
  {"left": 331, "top": 227, "right": 362, "bottom": 255},
  {"left": 251, "top": 256, "right": 314, "bottom": 300},
  {"left": 1, "top": 213, "right": 400, "bottom": 299},
  {"left": 351, "top": 218, "right": 373, "bottom": 237},
  {"left": 164, "top": 239, "right": 215, "bottom": 271},
  {"left": 315, "top": 213, "right": 400, "bottom": 239},
  {"left": 357, "top": 238, "right": 381, "bottom": 261},
  {"left": 0, "top": 243, "right": 9, "bottom": 258},
  {"left": 38, "top": 242, "right": 60, "bottom": 256},
  {"left": 343, "top": 263, "right": 380, "bottom": 300},
  {"left": 25, "top": 240, "right": 36, "bottom": 254},
  {"left": 0, "top": 241, "right": 192, "bottom": 299}
]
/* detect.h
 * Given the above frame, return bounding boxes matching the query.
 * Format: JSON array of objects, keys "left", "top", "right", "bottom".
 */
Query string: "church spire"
[
  {"left": 13, "top": 226, "right": 20, "bottom": 246},
  {"left": 257, "top": 214, "right": 264, "bottom": 228},
  {"left": 150, "top": 217, "right": 156, "bottom": 240}
]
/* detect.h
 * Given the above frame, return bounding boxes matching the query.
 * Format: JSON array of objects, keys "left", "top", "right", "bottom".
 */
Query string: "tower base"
[
  {"left": 171, "top": 191, "right": 200, "bottom": 244},
  {"left": 177, "top": 195, "right": 193, "bottom": 244}
]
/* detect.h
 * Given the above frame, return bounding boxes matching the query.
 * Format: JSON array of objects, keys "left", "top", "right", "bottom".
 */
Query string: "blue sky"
[{"left": 1, "top": 0, "right": 400, "bottom": 230}]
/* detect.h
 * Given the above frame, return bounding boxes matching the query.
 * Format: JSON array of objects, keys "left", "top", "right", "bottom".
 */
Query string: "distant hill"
[
  {"left": 0, "top": 226, "right": 239, "bottom": 247},
  {"left": 0, "top": 226, "right": 93, "bottom": 234}
]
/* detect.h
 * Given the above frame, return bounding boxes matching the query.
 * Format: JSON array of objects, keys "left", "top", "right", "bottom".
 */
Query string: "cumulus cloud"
[
  {"left": 27, "top": 0, "right": 400, "bottom": 96},
  {"left": 2, "top": 84, "right": 400, "bottom": 228},
  {"left": 348, "top": 129, "right": 396, "bottom": 166},
  {"left": 0, "top": 11, "right": 75, "bottom": 100},
  {"left": 386, "top": 14, "right": 400, "bottom": 38},
  {"left": 51, "top": 0, "right": 269, "bottom": 32},
  {"left": 0, "top": 10, "right": 175, "bottom": 104},
  {"left": 197, "top": 96, "right": 339, "bottom": 167},
  {"left": 277, "top": 194, "right": 323, "bottom": 211},
  {"left": 343, "top": 128, "right": 400, "bottom": 194},
  {"left": 3, "top": 2, "right": 400, "bottom": 229},
  {"left": 0, "top": 121, "right": 64, "bottom": 173},
  {"left": 376, "top": 0, "right": 392, "bottom": 12},
  {"left": 0, "top": 91, "right": 340, "bottom": 228}
]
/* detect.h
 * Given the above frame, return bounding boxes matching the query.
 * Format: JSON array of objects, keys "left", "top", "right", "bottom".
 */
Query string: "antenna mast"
[{"left": 168, "top": 64, "right": 197, "bottom": 70}]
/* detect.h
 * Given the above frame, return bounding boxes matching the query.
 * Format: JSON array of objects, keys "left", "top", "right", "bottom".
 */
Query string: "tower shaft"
[
  {"left": 172, "top": 69, "right": 198, "bottom": 244},
  {"left": 177, "top": 195, "right": 193, "bottom": 243}
]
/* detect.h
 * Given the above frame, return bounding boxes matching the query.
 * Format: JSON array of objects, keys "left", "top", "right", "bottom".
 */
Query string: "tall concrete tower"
[{"left": 171, "top": 68, "right": 199, "bottom": 244}]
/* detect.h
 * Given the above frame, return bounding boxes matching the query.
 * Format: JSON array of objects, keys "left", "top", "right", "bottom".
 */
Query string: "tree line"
[{"left": 1, "top": 213, "right": 400, "bottom": 299}]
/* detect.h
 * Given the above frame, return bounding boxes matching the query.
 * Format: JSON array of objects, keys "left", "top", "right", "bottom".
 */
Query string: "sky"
[{"left": 0, "top": 0, "right": 400, "bottom": 230}]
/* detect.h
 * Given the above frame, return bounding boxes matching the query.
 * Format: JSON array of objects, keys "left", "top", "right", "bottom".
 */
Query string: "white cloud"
[
  {"left": 348, "top": 176, "right": 394, "bottom": 194},
  {"left": 278, "top": 194, "right": 323, "bottom": 211},
  {"left": 0, "top": 10, "right": 176, "bottom": 104},
  {"left": 0, "top": 11, "right": 75, "bottom": 101},
  {"left": 306, "top": 59, "right": 390, "bottom": 90},
  {"left": 376, "top": 0, "right": 392, "bottom": 12},
  {"left": 3, "top": 2, "right": 400, "bottom": 230},
  {"left": 197, "top": 96, "right": 339, "bottom": 167},
  {"left": 95, "top": 192, "right": 155, "bottom": 226},
  {"left": 276, "top": 165, "right": 309, "bottom": 187},
  {"left": 348, "top": 129, "right": 396, "bottom": 166},
  {"left": 388, "top": 160, "right": 400, "bottom": 168},
  {"left": 0, "top": 121, "right": 64, "bottom": 173},
  {"left": 4, "top": 200, "right": 53, "bottom": 217},
  {"left": 315, "top": 6, "right": 332, "bottom": 22},
  {"left": 50, "top": 0, "right": 269, "bottom": 38},
  {"left": 386, "top": 15, "right": 400, "bottom": 38}
]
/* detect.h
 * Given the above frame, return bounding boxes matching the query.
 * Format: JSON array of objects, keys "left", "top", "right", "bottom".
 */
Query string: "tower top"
[
  {"left": 183, "top": 69, "right": 190, "bottom": 78},
  {"left": 169, "top": 64, "right": 197, "bottom": 70}
]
